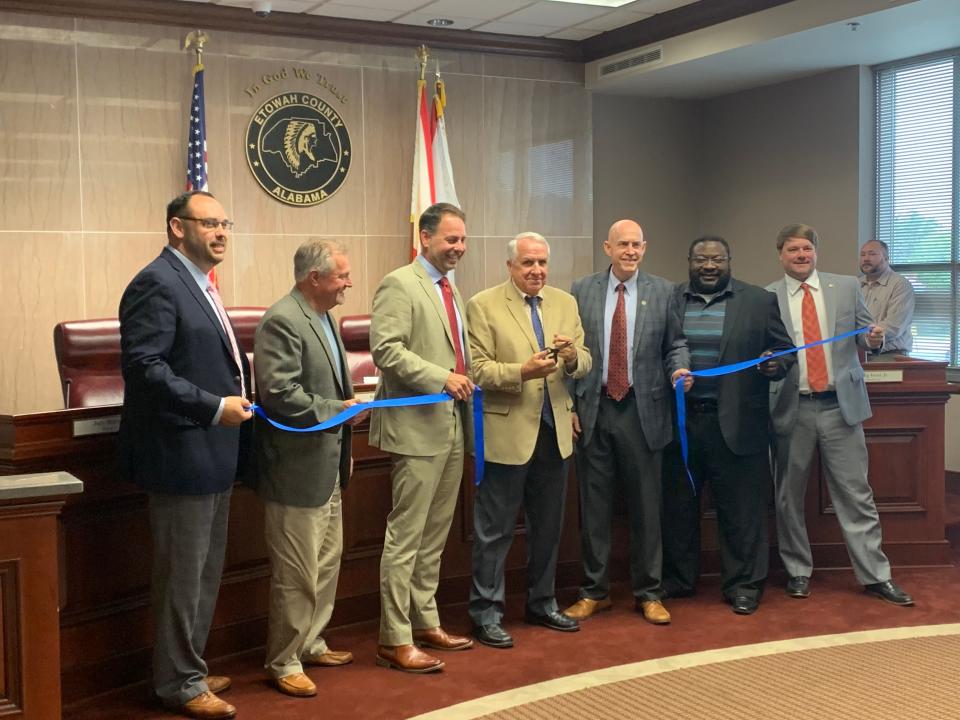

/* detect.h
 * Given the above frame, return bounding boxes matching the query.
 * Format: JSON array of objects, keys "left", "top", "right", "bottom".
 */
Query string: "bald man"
[
  {"left": 565, "top": 220, "right": 691, "bottom": 626},
  {"left": 859, "top": 240, "right": 915, "bottom": 358}
]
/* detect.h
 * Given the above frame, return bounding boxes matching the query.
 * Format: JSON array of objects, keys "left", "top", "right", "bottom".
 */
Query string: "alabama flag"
[{"left": 410, "top": 73, "right": 460, "bottom": 258}]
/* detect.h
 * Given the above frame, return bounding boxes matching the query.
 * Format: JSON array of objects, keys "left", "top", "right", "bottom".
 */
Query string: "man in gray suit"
[
  {"left": 564, "top": 219, "right": 691, "bottom": 626},
  {"left": 254, "top": 239, "right": 363, "bottom": 698},
  {"left": 768, "top": 223, "right": 912, "bottom": 606},
  {"left": 370, "top": 203, "right": 475, "bottom": 673}
]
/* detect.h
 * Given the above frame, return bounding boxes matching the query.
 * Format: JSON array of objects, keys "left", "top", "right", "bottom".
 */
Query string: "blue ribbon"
[
  {"left": 673, "top": 326, "right": 871, "bottom": 493},
  {"left": 251, "top": 386, "right": 486, "bottom": 484}
]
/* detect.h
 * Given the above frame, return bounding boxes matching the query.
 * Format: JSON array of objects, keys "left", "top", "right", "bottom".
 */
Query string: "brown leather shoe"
[
  {"left": 303, "top": 649, "right": 354, "bottom": 666},
  {"left": 638, "top": 599, "right": 671, "bottom": 625},
  {"left": 275, "top": 672, "right": 317, "bottom": 698},
  {"left": 204, "top": 676, "right": 231, "bottom": 694},
  {"left": 564, "top": 597, "right": 613, "bottom": 620},
  {"left": 413, "top": 626, "right": 474, "bottom": 651},
  {"left": 178, "top": 691, "right": 237, "bottom": 719},
  {"left": 376, "top": 644, "right": 445, "bottom": 673}
]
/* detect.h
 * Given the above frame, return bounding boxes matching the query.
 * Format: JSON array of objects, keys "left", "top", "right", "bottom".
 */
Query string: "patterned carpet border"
[{"left": 408, "top": 623, "right": 960, "bottom": 720}]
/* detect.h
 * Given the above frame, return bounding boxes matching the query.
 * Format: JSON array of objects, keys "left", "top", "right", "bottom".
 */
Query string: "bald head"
[
  {"left": 859, "top": 239, "right": 889, "bottom": 280},
  {"left": 604, "top": 219, "right": 646, "bottom": 281}
]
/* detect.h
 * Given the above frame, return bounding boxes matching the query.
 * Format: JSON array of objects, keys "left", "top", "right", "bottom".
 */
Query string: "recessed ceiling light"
[
  {"left": 427, "top": 18, "right": 455, "bottom": 26},
  {"left": 543, "top": 0, "right": 635, "bottom": 7}
]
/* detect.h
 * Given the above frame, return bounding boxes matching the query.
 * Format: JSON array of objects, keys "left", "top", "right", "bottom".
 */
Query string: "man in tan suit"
[
  {"left": 370, "top": 203, "right": 475, "bottom": 673},
  {"left": 466, "top": 233, "right": 591, "bottom": 648},
  {"left": 253, "top": 239, "right": 362, "bottom": 697}
]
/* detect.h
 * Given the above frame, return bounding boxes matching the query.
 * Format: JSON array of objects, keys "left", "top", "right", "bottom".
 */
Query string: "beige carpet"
[{"left": 411, "top": 624, "right": 960, "bottom": 720}]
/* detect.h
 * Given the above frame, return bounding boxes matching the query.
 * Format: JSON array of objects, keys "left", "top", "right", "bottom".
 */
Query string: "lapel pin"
[{"left": 641, "top": 300, "right": 647, "bottom": 306}]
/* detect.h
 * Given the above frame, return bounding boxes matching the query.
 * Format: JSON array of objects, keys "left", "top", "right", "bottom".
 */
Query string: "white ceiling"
[
  {"left": 587, "top": 0, "right": 960, "bottom": 98},
  {"left": 176, "top": 0, "right": 699, "bottom": 40}
]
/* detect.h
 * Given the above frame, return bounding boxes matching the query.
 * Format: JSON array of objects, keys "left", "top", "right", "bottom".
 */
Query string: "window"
[{"left": 875, "top": 51, "right": 958, "bottom": 368}]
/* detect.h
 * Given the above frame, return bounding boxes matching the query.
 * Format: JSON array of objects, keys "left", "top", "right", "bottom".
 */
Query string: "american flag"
[{"left": 185, "top": 64, "right": 208, "bottom": 191}]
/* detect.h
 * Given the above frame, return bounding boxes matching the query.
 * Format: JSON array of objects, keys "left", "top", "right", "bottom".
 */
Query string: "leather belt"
[{"left": 799, "top": 390, "right": 837, "bottom": 400}]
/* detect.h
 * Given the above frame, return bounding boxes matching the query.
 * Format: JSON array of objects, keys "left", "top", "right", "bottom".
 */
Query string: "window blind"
[{"left": 875, "top": 53, "right": 958, "bottom": 366}]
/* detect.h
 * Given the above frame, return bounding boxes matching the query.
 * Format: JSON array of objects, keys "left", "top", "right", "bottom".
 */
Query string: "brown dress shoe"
[
  {"left": 413, "top": 626, "right": 474, "bottom": 651},
  {"left": 563, "top": 597, "right": 613, "bottom": 620},
  {"left": 638, "top": 599, "right": 671, "bottom": 625},
  {"left": 203, "top": 676, "right": 231, "bottom": 694},
  {"left": 376, "top": 644, "right": 445, "bottom": 673},
  {"left": 303, "top": 649, "right": 354, "bottom": 666},
  {"left": 178, "top": 691, "right": 237, "bottom": 719},
  {"left": 275, "top": 672, "right": 317, "bottom": 698}
]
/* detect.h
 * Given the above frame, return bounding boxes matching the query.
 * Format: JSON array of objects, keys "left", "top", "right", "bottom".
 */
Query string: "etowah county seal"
[{"left": 245, "top": 92, "right": 351, "bottom": 207}]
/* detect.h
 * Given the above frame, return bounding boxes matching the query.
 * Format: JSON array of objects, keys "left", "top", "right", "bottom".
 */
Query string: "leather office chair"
[
  {"left": 53, "top": 307, "right": 266, "bottom": 409},
  {"left": 53, "top": 319, "right": 124, "bottom": 408},
  {"left": 338, "top": 314, "right": 377, "bottom": 385}
]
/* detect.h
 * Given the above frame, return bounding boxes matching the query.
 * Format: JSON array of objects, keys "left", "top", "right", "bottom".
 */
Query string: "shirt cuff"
[{"left": 212, "top": 398, "right": 225, "bottom": 426}]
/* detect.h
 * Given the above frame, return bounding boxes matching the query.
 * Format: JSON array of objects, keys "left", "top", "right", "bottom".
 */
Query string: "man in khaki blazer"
[
  {"left": 370, "top": 203, "right": 476, "bottom": 673},
  {"left": 466, "top": 233, "right": 591, "bottom": 649},
  {"left": 253, "top": 239, "right": 363, "bottom": 697}
]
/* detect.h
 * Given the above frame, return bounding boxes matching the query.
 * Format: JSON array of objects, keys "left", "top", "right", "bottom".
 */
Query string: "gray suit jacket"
[
  {"left": 369, "top": 259, "right": 472, "bottom": 456},
  {"left": 252, "top": 288, "right": 352, "bottom": 508},
  {"left": 767, "top": 272, "right": 875, "bottom": 433},
  {"left": 571, "top": 269, "right": 689, "bottom": 451}
]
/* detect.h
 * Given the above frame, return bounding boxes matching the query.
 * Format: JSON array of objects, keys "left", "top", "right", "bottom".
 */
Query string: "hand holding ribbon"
[{"left": 673, "top": 326, "right": 871, "bottom": 493}]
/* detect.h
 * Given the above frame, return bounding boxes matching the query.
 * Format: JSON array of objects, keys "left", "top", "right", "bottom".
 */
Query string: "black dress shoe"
[
  {"left": 524, "top": 609, "right": 580, "bottom": 632},
  {"left": 786, "top": 576, "right": 811, "bottom": 598},
  {"left": 474, "top": 623, "right": 514, "bottom": 648},
  {"left": 864, "top": 580, "right": 914, "bottom": 606},
  {"left": 731, "top": 596, "right": 759, "bottom": 615}
]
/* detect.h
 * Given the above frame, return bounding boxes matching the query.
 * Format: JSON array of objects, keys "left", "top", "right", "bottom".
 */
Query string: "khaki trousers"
[
  {"left": 379, "top": 412, "right": 464, "bottom": 646},
  {"left": 264, "top": 485, "right": 343, "bottom": 679}
]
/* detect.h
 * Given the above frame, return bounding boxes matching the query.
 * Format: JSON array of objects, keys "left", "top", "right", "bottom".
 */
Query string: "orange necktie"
[{"left": 800, "top": 282, "right": 828, "bottom": 392}]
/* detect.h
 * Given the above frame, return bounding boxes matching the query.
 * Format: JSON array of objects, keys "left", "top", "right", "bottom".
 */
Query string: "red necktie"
[
  {"left": 800, "top": 282, "right": 828, "bottom": 392},
  {"left": 207, "top": 282, "right": 246, "bottom": 398},
  {"left": 438, "top": 276, "right": 466, "bottom": 375},
  {"left": 607, "top": 283, "right": 629, "bottom": 401}
]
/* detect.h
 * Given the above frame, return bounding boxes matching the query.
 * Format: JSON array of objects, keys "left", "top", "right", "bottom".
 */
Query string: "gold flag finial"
[
  {"left": 184, "top": 30, "right": 209, "bottom": 67},
  {"left": 416, "top": 44, "right": 429, "bottom": 81}
]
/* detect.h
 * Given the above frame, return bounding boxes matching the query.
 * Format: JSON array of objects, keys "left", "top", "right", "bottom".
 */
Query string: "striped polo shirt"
[{"left": 682, "top": 284, "right": 732, "bottom": 400}]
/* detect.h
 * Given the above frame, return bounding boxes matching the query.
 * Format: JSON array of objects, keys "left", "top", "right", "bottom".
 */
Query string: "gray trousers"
[
  {"left": 773, "top": 395, "right": 891, "bottom": 585},
  {"left": 264, "top": 485, "right": 343, "bottom": 680},
  {"left": 469, "top": 420, "right": 567, "bottom": 626},
  {"left": 148, "top": 489, "right": 231, "bottom": 707},
  {"left": 576, "top": 392, "right": 663, "bottom": 602}
]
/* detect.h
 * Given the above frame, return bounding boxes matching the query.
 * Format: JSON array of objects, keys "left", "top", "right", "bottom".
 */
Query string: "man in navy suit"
[{"left": 119, "top": 191, "right": 252, "bottom": 719}]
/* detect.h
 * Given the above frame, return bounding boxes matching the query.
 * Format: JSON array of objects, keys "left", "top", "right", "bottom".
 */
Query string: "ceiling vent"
[{"left": 599, "top": 46, "right": 663, "bottom": 77}]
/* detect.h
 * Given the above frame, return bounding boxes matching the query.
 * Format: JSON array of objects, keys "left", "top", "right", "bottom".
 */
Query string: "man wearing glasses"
[
  {"left": 661, "top": 236, "right": 794, "bottom": 615},
  {"left": 119, "top": 191, "right": 252, "bottom": 719}
]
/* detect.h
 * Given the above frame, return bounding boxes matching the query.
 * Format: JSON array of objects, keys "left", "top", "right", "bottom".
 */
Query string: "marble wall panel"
[
  {"left": 81, "top": 233, "right": 168, "bottom": 318},
  {"left": 76, "top": 47, "right": 234, "bottom": 232},
  {"left": 482, "top": 77, "right": 592, "bottom": 239},
  {"left": 0, "top": 22, "right": 81, "bottom": 231},
  {"left": 226, "top": 57, "right": 365, "bottom": 236},
  {"left": 481, "top": 53, "right": 583, "bottom": 84},
  {"left": 0, "top": 233, "right": 85, "bottom": 414}
]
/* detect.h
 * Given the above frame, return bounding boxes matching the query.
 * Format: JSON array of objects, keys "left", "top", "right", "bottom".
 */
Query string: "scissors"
[{"left": 546, "top": 340, "right": 572, "bottom": 362}]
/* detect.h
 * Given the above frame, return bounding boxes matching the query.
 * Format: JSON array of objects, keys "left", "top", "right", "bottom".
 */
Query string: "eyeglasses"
[
  {"left": 689, "top": 255, "right": 730, "bottom": 265},
  {"left": 176, "top": 216, "right": 235, "bottom": 231}
]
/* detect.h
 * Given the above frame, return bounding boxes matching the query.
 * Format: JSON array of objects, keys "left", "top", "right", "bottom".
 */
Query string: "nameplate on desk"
[
  {"left": 362, "top": 376, "right": 379, "bottom": 386},
  {"left": 864, "top": 370, "right": 903, "bottom": 383},
  {"left": 73, "top": 415, "right": 121, "bottom": 437}
]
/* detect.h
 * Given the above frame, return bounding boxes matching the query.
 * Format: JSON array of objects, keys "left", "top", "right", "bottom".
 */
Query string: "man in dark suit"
[
  {"left": 767, "top": 223, "right": 912, "bottom": 606},
  {"left": 253, "top": 239, "right": 362, "bottom": 698},
  {"left": 119, "top": 191, "right": 251, "bottom": 720},
  {"left": 661, "top": 236, "right": 795, "bottom": 615},
  {"left": 565, "top": 219, "right": 691, "bottom": 626}
]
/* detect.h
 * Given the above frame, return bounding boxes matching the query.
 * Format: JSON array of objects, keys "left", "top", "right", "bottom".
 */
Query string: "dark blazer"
[
  {"left": 674, "top": 278, "right": 795, "bottom": 456},
  {"left": 252, "top": 288, "right": 353, "bottom": 508},
  {"left": 118, "top": 247, "right": 250, "bottom": 495},
  {"left": 571, "top": 269, "right": 689, "bottom": 451}
]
